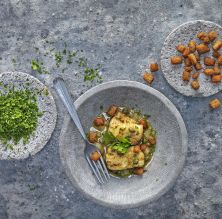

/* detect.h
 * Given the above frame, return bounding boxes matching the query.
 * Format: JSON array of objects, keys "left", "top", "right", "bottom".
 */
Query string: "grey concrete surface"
[{"left": 0, "top": 0, "right": 222, "bottom": 218}]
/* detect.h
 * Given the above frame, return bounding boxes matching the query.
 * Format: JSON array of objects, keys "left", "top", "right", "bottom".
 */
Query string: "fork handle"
[{"left": 53, "top": 77, "right": 87, "bottom": 141}]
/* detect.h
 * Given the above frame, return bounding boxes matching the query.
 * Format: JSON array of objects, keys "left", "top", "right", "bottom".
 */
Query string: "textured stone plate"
[
  {"left": 0, "top": 72, "right": 57, "bottom": 160},
  {"left": 59, "top": 80, "right": 187, "bottom": 208},
  {"left": 161, "top": 20, "right": 222, "bottom": 97}
]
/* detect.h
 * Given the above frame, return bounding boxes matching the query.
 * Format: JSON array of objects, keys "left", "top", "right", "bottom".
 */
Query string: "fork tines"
[{"left": 86, "top": 154, "right": 110, "bottom": 184}]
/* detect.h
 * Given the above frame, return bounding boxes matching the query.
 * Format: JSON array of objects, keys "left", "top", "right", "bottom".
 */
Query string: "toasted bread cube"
[
  {"left": 213, "top": 50, "right": 221, "bottom": 58},
  {"left": 94, "top": 117, "right": 105, "bottom": 126},
  {"left": 88, "top": 132, "right": 98, "bottom": 143},
  {"left": 182, "top": 48, "right": 190, "bottom": 58},
  {"left": 184, "top": 58, "right": 192, "bottom": 67},
  {"left": 176, "top": 44, "right": 186, "bottom": 53},
  {"left": 195, "top": 62, "right": 202, "bottom": 70},
  {"left": 143, "top": 72, "right": 154, "bottom": 84},
  {"left": 139, "top": 119, "right": 148, "bottom": 129},
  {"left": 212, "top": 74, "right": 221, "bottom": 83},
  {"left": 191, "top": 80, "right": 200, "bottom": 90},
  {"left": 150, "top": 63, "right": 159, "bottom": 72},
  {"left": 214, "top": 65, "right": 221, "bottom": 74},
  {"left": 134, "top": 167, "right": 144, "bottom": 175},
  {"left": 188, "top": 53, "right": 197, "bottom": 65},
  {"left": 90, "top": 151, "right": 101, "bottom": 161},
  {"left": 184, "top": 66, "right": 192, "bottom": 72},
  {"left": 194, "top": 53, "right": 200, "bottom": 61},
  {"left": 202, "top": 36, "right": 210, "bottom": 44},
  {"left": 192, "top": 72, "right": 200, "bottom": 79},
  {"left": 204, "top": 57, "right": 216, "bottom": 66},
  {"left": 107, "top": 105, "right": 118, "bottom": 117},
  {"left": 171, "top": 56, "right": 183, "bottom": 64},
  {"left": 218, "top": 56, "right": 222, "bottom": 65},
  {"left": 209, "top": 98, "right": 221, "bottom": 109},
  {"left": 140, "top": 144, "right": 148, "bottom": 152},
  {"left": 133, "top": 145, "right": 141, "bottom": 153},
  {"left": 197, "top": 32, "right": 207, "bottom": 40},
  {"left": 148, "top": 136, "right": 156, "bottom": 145},
  {"left": 196, "top": 44, "right": 210, "bottom": 54},
  {"left": 204, "top": 68, "right": 215, "bottom": 76},
  {"left": 213, "top": 40, "right": 222, "bottom": 51},
  {"left": 188, "top": 41, "right": 196, "bottom": 52},
  {"left": 208, "top": 31, "right": 217, "bottom": 41},
  {"left": 182, "top": 71, "right": 191, "bottom": 81}
]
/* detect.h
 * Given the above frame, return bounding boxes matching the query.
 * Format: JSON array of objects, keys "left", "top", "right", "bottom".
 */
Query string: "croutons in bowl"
[
  {"left": 161, "top": 20, "right": 222, "bottom": 96},
  {"left": 59, "top": 80, "right": 187, "bottom": 208}
]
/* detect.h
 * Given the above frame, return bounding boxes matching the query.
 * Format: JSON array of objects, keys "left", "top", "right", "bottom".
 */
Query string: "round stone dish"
[
  {"left": 59, "top": 80, "right": 188, "bottom": 208},
  {"left": 161, "top": 20, "right": 222, "bottom": 97},
  {"left": 0, "top": 72, "right": 57, "bottom": 160}
]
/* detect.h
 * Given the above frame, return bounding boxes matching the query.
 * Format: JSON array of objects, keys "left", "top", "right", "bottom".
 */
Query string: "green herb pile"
[
  {"left": 0, "top": 88, "right": 42, "bottom": 149},
  {"left": 102, "top": 132, "right": 132, "bottom": 154}
]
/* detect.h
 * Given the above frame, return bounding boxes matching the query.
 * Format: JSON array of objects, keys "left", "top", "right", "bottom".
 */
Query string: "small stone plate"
[
  {"left": 0, "top": 72, "right": 57, "bottom": 160},
  {"left": 59, "top": 80, "right": 187, "bottom": 208},
  {"left": 161, "top": 20, "right": 222, "bottom": 97}
]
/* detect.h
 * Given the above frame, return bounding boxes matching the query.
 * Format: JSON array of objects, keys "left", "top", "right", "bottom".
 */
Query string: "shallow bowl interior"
[{"left": 59, "top": 80, "right": 187, "bottom": 208}]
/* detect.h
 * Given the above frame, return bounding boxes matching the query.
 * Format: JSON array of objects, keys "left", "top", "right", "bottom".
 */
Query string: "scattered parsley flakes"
[
  {"left": 67, "top": 50, "right": 77, "bottom": 64},
  {"left": 31, "top": 59, "right": 49, "bottom": 74},
  {"left": 30, "top": 40, "right": 103, "bottom": 82},
  {"left": 78, "top": 57, "right": 87, "bottom": 67},
  {"left": 34, "top": 47, "right": 40, "bottom": 53},
  {"left": 54, "top": 52, "right": 63, "bottom": 68},
  {"left": 11, "top": 58, "right": 16, "bottom": 68},
  {"left": 63, "top": 48, "right": 67, "bottom": 55}
]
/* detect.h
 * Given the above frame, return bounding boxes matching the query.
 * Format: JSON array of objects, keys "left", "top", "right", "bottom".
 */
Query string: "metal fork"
[{"left": 53, "top": 77, "right": 110, "bottom": 184}]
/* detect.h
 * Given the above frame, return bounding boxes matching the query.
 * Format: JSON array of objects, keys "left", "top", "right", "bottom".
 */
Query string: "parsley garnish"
[
  {"left": 102, "top": 132, "right": 132, "bottom": 154},
  {"left": 102, "top": 131, "right": 116, "bottom": 145}
]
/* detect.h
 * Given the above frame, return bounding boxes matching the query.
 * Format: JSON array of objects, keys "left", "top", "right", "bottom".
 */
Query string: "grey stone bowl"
[
  {"left": 59, "top": 80, "right": 188, "bottom": 208},
  {"left": 161, "top": 20, "right": 222, "bottom": 97}
]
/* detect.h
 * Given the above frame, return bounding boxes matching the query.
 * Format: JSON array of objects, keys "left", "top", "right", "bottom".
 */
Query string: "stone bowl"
[
  {"left": 161, "top": 20, "right": 222, "bottom": 97},
  {"left": 59, "top": 80, "right": 187, "bottom": 208}
]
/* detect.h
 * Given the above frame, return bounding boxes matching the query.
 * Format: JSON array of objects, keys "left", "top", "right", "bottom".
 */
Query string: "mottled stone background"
[{"left": 0, "top": 0, "right": 222, "bottom": 218}]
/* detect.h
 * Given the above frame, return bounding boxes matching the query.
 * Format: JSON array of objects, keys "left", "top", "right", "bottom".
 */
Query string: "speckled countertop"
[{"left": 0, "top": 0, "right": 222, "bottom": 218}]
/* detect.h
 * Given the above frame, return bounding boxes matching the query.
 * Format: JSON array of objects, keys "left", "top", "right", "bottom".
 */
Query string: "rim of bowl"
[{"left": 60, "top": 80, "right": 188, "bottom": 209}]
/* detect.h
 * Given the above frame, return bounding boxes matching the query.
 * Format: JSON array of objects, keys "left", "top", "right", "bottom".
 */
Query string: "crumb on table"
[
  {"left": 209, "top": 98, "right": 221, "bottom": 109},
  {"left": 143, "top": 72, "right": 154, "bottom": 85}
]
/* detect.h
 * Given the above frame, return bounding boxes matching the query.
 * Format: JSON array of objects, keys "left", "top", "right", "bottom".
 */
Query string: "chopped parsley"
[
  {"left": 78, "top": 57, "right": 88, "bottom": 67},
  {"left": 54, "top": 52, "right": 63, "bottom": 68},
  {"left": 0, "top": 88, "right": 42, "bottom": 148},
  {"left": 30, "top": 40, "right": 103, "bottom": 82},
  {"left": 7, "top": 41, "right": 103, "bottom": 81},
  {"left": 102, "top": 132, "right": 132, "bottom": 154},
  {"left": 83, "top": 64, "right": 102, "bottom": 82},
  {"left": 11, "top": 58, "right": 17, "bottom": 69},
  {"left": 31, "top": 59, "right": 49, "bottom": 74}
]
